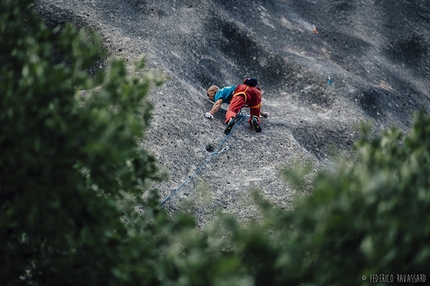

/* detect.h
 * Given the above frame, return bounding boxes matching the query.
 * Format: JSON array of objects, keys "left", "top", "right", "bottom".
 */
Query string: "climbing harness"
[
  {"left": 159, "top": 113, "right": 245, "bottom": 207},
  {"left": 233, "top": 85, "right": 263, "bottom": 109},
  {"left": 233, "top": 86, "right": 250, "bottom": 102}
]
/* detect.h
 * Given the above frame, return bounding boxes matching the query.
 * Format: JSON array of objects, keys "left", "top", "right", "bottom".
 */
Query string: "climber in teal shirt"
[
  {"left": 214, "top": 85, "right": 236, "bottom": 103},
  {"left": 204, "top": 84, "right": 268, "bottom": 119},
  {"left": 204, "top": 85, "right": 236, "bottom": 119}
]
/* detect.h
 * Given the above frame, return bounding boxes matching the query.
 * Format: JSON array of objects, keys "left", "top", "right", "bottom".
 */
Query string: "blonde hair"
[{"left": 207, "top": 85, "right": 219, "bottom": 93}]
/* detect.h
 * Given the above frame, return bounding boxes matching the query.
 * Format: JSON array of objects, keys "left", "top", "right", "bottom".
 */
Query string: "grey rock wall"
[{"left": 34, "top": 0, "right": 430, "bottom": 222}]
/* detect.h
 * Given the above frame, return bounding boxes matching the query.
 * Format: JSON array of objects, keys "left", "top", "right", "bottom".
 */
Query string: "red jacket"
[{"left": 233, "top": 84, "right": 262, "bottom": 108}]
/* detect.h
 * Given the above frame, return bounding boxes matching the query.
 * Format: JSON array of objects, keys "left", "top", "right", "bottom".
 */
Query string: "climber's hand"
[{"left": 204, "top": 112, "right": 213, "bottom": 119}]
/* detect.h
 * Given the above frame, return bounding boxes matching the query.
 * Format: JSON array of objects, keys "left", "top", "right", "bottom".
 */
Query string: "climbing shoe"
[
  {"left": 251, "top": 116, "right": 262, "bottom": 132},
  {"left": 224, "top": 117, "right": 236, "bottom": 135}
]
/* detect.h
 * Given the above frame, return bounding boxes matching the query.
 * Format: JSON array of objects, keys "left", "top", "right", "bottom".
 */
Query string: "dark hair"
[{"left": 244, "top": 78, "right": 259, "bottom": 87}]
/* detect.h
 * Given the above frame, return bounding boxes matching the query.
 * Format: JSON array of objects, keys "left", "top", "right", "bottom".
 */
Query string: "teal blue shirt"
[{"left": 214, "top": 86, "right": 236, "bottom": 104}]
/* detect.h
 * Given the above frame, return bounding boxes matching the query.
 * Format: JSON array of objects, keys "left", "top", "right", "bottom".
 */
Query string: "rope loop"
[{"left": 220, "top": 145, "right": 229, "bottom": 153}]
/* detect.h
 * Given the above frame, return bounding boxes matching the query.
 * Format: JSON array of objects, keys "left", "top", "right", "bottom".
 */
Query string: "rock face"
[{"left": 34, "top": 0, "right": 430, "bottom": 222}]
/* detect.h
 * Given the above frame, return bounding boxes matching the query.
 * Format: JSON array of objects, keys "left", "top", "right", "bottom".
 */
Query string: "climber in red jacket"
[{"left": 224, "top": 78, "right": 263, "bottom": 135}]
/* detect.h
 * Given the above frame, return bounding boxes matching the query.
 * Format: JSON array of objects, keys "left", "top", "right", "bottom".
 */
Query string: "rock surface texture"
[{"left": 34, "top": 0, "right": 430, "bottom": 222}]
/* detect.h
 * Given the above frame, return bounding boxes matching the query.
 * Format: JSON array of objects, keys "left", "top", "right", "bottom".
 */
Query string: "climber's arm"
[
  {"left": 210, "top": 99, "right": 223, "bottom": 115},
  {"left": 205, "top": 99, "right": 223, "bottom": 118}
]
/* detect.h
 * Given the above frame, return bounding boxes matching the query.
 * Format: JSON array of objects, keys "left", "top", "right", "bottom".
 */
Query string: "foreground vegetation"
[{"left": 1, "top": 1, "right": 429, "bottom": 285}]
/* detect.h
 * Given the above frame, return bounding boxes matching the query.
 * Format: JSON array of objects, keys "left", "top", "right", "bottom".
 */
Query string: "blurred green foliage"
[
  {"left": 1, "top": 1, "right": 167, "bottom": 284},
  {"left": 1, "top": 1, "right": 430, "bottom": 285},
  {"left": 274, "top": 112, "right": 430, "bottom": 285}
]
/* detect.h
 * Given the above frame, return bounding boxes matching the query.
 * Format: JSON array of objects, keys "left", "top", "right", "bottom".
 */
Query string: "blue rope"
[{"left": 159, "top": 113, "right": 245, "bottom": 207}]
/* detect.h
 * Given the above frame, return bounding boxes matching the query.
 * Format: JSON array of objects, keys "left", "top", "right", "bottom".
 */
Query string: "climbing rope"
[{"left": 159, "top": 113, "right": 245, "bottom": 207}]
